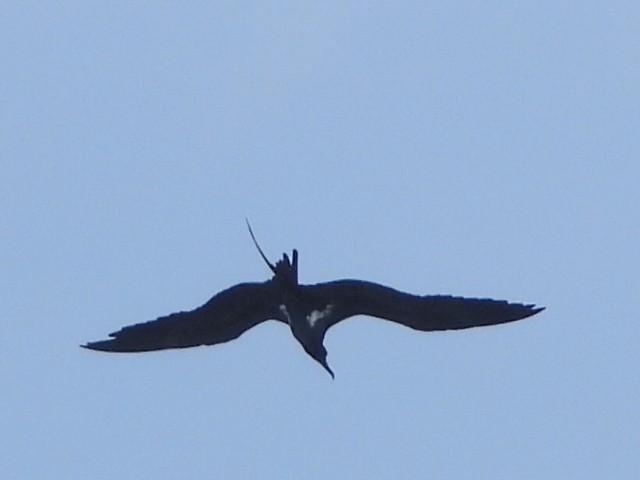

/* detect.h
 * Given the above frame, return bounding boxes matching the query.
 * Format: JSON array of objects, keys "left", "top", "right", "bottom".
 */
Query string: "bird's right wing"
[
  {"left": 82, "top": 282, "right": 285, "bottom": 352},
  {"left": 307, "top": 280, "right": 543, "bottom": 335}
]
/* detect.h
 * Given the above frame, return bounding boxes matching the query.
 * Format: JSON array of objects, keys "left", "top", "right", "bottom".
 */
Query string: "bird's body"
[{"left": 83, "top": 227, "right": 544, "bottom": 377}]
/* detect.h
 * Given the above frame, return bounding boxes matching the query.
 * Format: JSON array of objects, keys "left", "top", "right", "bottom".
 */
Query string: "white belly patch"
[
  {"left": 306, "top": 305, "right": 333, "bottom": 328},
  {"left": 279, "top": 305, "right": 291, "bottom": 322}
]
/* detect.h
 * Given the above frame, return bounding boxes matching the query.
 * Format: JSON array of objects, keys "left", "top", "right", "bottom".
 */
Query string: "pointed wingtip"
[
  {"left": 529, "top": 305, "right": 545, "bottom": 316},
  {"left": 81, "top": 338, "right": 132, "bottom": 352},
  {"left": 510, "top": 304, "right": 544, "bottom": 323},
  {"left": 80, "top": 341, "right": 107, "bottom": 351}
]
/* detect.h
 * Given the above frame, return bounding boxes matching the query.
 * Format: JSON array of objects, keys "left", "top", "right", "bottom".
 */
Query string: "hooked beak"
[{"left": 321, "top": 360, "right": 335, "bottom": 379}]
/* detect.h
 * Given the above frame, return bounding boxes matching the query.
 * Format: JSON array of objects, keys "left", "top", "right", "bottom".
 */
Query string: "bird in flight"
[{"left": 83, "top": 222, "right": 543, "bottom": 378}]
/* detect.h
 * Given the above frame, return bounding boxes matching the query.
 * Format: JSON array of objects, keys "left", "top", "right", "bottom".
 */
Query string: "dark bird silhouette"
[{"left": 83, "top": 222, "right": 544, "bottom": 378}]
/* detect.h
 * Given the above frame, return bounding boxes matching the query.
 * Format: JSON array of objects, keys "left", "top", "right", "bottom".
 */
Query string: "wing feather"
[
  {"left": 82, "top": 282, "right": 284, "bottom": 352},
  {"left": 305, "top": 280, "right": 543, "bottom": 334}
]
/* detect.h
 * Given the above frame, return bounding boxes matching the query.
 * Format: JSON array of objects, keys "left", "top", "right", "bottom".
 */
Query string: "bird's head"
[{"left": 303, "top": 341, "right": 334, "bottom": 379}]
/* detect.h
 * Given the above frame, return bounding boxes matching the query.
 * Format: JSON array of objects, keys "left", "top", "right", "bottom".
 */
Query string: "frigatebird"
[{"left": 83, "top": 222, "right": 543, "bottom": 377}]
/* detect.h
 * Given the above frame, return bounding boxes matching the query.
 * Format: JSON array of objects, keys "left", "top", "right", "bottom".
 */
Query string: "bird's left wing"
[{"left": 83, "top": 282, "right": 285, "bottom": 352}]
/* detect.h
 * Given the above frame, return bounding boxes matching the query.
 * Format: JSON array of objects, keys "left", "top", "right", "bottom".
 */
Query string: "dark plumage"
[{"left": 83, "top": 224, "right": 543, "bottom": 377}]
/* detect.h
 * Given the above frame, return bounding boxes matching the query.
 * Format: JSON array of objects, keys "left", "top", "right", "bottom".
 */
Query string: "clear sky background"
[{"left": 2, "top": 2, "right": 638, "bottom": 479}]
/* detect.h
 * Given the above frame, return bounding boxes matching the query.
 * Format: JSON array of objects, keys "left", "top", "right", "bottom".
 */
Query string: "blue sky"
[{"left": 2, "top": 2, "right": 639, "bottom": 478}]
